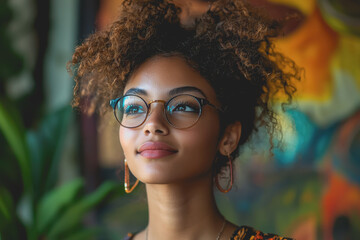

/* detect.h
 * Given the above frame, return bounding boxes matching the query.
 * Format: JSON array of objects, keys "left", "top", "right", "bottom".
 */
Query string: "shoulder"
[{"left": 231, "top": 226, "right": 293, "bottom": 240}]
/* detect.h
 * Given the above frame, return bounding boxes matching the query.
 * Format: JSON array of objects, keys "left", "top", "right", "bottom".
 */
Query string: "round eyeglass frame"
[{"left": 109, "top": 94, "right": 221, "bottom": 129}]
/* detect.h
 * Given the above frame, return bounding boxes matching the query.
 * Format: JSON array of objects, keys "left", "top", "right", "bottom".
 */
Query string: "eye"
[
  {"left": 124, "top": 104, "right": 146, "bottom": 115},
  {"left": 169, "top": 101, "right": 200, "bottom": 113}
]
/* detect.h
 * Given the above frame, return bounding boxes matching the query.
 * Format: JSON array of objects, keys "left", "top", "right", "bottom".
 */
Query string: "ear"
[{"left": 218, "top": 121, "right": 242, "bottom": 156}]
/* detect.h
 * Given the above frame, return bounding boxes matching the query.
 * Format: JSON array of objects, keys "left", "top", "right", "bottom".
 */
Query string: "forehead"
[{"left": 124, "top": 56, "right": 218, "bottom": 101}]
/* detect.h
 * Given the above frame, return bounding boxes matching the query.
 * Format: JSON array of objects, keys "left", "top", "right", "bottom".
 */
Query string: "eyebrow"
[
  {"left": 124, "top": 86, "right": 207, "bottom": 98},
  {"left": 169, "top": 86, "right": 207, "bottom": 98},
  {"left": 124, "top": 88, "right": 147, "bottom": 96}
]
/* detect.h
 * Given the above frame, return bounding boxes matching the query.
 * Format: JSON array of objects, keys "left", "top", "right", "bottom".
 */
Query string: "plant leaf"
[
  {"left": 0, "top": 99, "right": 32, "bottom": 194},
  {"left": 46, "top": 181, "right": 122, "bottom": 238},
  {"left": 0, "top": 187, "right": 20, "bottom": 239},
  {"left": 0, "top": 187, "right": 14, "bottom": 223},
  {"left": 36, "top": 178, "right": 84, "bottom": 234},
  {"left": 26, "top": 105, "right": 72, "bottom": 201}
]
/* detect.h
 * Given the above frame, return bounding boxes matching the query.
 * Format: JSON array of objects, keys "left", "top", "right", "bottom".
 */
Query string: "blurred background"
[{"left": 0, "top": 0, "right": 359, "bottom": 239}]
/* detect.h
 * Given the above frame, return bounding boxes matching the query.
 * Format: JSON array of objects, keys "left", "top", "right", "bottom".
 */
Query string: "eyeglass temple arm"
[
  {"left": 109, "top": 98, "right": 120, "bottom": 109},
  {"left": 201, "top": 98, "right": 225, "bottom": 112}
]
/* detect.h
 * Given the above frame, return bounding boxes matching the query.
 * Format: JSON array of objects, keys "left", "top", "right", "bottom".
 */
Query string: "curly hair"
[{"left": 69, "top": 0, "right": 300, "bottom": 170}]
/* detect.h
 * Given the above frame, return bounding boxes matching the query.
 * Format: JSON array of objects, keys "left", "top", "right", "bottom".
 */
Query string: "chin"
[
  {"left": 138, "top": 171, "right": 182, "bottom": 185},
  {"left": 138, "top": 168, "right": 213, "bottom": 186}
]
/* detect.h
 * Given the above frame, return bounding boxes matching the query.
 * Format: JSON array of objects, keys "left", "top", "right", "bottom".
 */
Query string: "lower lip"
[{"left": 139, "top": 150, "right": 177, "bottom": 159}]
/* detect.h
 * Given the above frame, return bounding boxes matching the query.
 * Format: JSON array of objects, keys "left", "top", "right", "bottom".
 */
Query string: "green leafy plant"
[{"left": 0, "top": 100, "right": 124, "bottom": 240}]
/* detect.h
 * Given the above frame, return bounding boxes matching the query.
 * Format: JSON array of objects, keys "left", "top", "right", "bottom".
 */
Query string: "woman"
[{"left": 69, "top": 0, "right": 300, "bottom": 239}]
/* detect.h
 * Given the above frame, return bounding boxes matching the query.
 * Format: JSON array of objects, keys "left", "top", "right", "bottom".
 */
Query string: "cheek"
[
  {"left": 180, "top": 116, "right": 221, "bottom": 170},
  {"left": 119, "top": 127, "right": 134, "bottom": 158}
]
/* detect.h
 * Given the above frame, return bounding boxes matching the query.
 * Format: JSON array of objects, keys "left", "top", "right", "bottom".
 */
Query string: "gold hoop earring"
[
  {"left": 124, "top": 159, "right": 139, "bottom": 193},
  {"left": 215, "top": 154, "right": 233, "bottom": 193}
]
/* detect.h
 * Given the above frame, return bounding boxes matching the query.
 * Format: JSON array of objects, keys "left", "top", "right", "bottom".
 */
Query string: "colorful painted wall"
[{"left": 95, "top": 0, "right": 360, "bottom": 239}]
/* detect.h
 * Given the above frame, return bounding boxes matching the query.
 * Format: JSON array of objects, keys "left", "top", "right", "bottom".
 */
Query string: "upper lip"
[{"left": 138, "top": 141, "right": 178, "bottom": 153}]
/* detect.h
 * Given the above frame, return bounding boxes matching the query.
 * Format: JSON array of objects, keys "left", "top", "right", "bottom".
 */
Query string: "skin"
[{"left": 119, "top": 56, "right": 242, "bottom": 240}]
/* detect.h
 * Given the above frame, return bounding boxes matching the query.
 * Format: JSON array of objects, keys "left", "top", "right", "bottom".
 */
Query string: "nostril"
[{"left": 155, "top": 129, "right": 164, "bottom": 134}]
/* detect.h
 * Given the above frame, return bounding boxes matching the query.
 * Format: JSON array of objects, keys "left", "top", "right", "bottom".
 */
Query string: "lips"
[{"left": 138, "top": 142, "right": 178, "bottom": 159}]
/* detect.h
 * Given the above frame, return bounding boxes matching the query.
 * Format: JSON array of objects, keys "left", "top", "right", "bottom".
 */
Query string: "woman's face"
[{"left": 119, "top": 56, "right": 221, "bottom": 184}]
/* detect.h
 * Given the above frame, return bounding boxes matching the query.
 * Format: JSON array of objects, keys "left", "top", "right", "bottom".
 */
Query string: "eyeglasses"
[{"left": 109, "top": 94, "right": 220, "bottom": 129}]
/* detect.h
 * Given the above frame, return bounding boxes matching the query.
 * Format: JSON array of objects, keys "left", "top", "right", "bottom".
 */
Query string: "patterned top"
[
  {"left": 231, "top": 226, "right": 293, "bottom": 240},
  {"left": 124, "top": 226, "right": 293, "bottom": 240}
]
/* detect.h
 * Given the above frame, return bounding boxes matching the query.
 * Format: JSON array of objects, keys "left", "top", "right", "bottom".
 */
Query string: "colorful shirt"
[
  {"left": 232, "top": 226, "right": 293, "bottom": 240},
  {"left": 124, "top": 226, "right": 293, "bottom": 240}
]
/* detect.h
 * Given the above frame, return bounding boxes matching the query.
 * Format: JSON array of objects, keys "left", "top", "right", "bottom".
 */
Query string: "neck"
[{"left": 145, "top": 174, "right": 224, "bottom": 240}]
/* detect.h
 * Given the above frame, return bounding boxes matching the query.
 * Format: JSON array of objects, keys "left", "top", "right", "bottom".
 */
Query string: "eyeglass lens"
[{"left": 114, "top": 95, "right": 202, "bottom": 128}]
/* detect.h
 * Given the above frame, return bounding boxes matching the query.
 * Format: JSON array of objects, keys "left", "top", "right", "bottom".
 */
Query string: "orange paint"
[
  {"left": 274, "top": 8, "right": 339, "bottom": 101},
  {"left": 322, "top": 173, "right": 360, "bottom": 240}
]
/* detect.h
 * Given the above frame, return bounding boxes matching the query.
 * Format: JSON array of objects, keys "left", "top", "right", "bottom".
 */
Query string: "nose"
[{"left": 142, "top": 101, "right": 169, "bottom": 136}]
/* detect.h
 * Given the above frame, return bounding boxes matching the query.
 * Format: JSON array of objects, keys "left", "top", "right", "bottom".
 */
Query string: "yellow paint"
[
  {"left": 332, "top": 35, "right": 360, "bottom": 90},
  {"left": 274, "top": 8, "right": 339, "bottom": 102}
]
